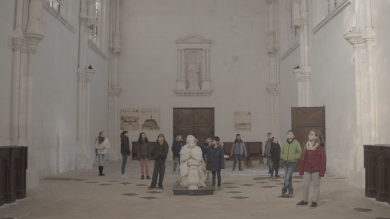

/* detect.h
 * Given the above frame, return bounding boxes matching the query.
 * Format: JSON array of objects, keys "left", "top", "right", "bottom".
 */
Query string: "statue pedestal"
[{"left": 172, "top": 181, "right": 214, "bottom": 196}]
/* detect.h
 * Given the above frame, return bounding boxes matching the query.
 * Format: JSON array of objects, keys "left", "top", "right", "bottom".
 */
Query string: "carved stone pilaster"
[
  {"left": 112, "top": 31, "right": 121, "bottom": 54},
  {"left": 266, "top": 85, "right": 279, "bottom": 96},
  {"left": 77, "top": 68, "right": 86, "bottom": 82},
  {"left": 86, "top": 0, "right": 96, "bottom": 28}
]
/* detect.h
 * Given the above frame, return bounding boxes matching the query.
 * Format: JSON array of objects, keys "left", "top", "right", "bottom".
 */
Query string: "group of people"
[
  {"left": 263, "top": 130, "right": 327, "bottom": 208},
  {"left": 94, "top": 129, "right": 327, "bottom": 208}
]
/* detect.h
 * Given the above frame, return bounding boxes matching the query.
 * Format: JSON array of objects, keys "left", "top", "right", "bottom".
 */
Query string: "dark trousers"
[
  {"left": 271, "top": 159, "right": 279, "bottom": 175},
  {"left": 212, "top": 170, "right": 221, "bottom": 187},
  {"left": 151, "top": 160, "right": 166, "bottom": 187},
  {"left": 233, "top": 154, "right": 242, "bottom": 170}
]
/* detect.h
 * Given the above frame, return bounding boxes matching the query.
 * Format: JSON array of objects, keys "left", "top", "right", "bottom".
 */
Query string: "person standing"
[
  {"left": 95, "top": 131, "right": 110, "bottom": 176},
  {"left": 204, "top": 136, "right": 225, "bottom": 191},
  {"left": 280, "top": 130, "right": 302, "bottom": 197},
  {"left": 138, "top": 132, "right": 151, "bottom": 179},
  {"left": 296, "top": 130, "right": 327, "bottom": 208},
  {"left": 264, "top": 133, "right": 273, "bottom": 174},
  {"left": 172, "top": 133, "right": 184, "bottom": 175},
  {"left": 148, "top": 133, "right": 169, "bottom": 190},
  {"left": 230, "top": 134, "right": 247, "bottom": 171},
  {"left": 269, "top": 137, "right": 281, "bottom": 177},
  {"left": 202, "top": 137, "right": 212, "bottom": 181},
  {"left": 120, "top": 131, "right": 131, "bottom": 178}
]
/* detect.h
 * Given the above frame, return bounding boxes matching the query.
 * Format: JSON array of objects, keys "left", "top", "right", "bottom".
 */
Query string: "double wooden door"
[
  {"left": 291, "top": 107, "right": 326, "bottom": 171},
  {"left": 173, "top": 108, "right": 214, "bottom": 144}
]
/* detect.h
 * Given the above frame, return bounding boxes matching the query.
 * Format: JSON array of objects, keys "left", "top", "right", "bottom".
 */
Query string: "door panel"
[{"left": 291, "top": 107, "right": 326, "bottom": 172}]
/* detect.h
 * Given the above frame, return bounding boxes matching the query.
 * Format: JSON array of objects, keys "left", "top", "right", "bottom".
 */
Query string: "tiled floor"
[{"left": 0, "top": 160, "right": 389, "bottom": 219}]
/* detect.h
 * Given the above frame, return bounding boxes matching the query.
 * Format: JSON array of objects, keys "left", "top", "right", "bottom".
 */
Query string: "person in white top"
[{"left": 95, "top": 131, "right": 111, "bottom": 176}]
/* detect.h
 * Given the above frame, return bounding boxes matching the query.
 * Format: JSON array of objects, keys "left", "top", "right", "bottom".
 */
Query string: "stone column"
[
  {"left": 24, "top": 0, "right": 44, "bottom": 188},
  {"left": 201, "top": 48, "right": 211, "bottom": 91},
  {"left": 176, "top": 49, "right": 186, "bottom": 90},
  {"left": 10, "top": 0, "right": 24, "bottom": 146}
]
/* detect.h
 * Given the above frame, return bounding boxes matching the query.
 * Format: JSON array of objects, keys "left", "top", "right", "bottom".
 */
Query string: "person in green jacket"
[{"left": 280, "top": 130, "right": 302, "bottom": 197}]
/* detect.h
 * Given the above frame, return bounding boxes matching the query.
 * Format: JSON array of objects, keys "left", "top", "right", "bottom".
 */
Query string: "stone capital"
[
  {"left": 85, "top": 69, "right": 95, "bottom": 83},
  {"left": 110, "top": 85, "right": 122, "bottom": 96},
  {"left": 77, "top": 68, "right": 86, "bottom": 82},
  {"left": 292, "top": 68, "right": 305, "bottom": 81},
  {"left": 266, "top": 85, "right": 279, "bottom": 96},
  {"left": 24, "top": 32, "right": 44, "bottom": 54},
  {"left": 344, "top": 31, "right": 364, "bottom": 46}
]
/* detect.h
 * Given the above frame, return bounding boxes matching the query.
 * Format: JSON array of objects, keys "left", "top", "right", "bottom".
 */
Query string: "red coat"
[{"left": 299, "top": 145, "right": 326, "bottom": 177}]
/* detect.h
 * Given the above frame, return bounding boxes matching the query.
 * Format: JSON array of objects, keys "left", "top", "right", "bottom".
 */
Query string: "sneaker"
[
  {"left": 158, "top": 186, "right": 164, "bottom": 190},
  {"left": 296, "top": 200, "right": 308, "bottom": 206},
  {"left": 146, "top": 175, "right": 151, "bottom": 179},
  {"left": 173, "top": 171, "right": 176, "bottom": 175},
  {"left": 270, "top": 174, "right": 274, "bottom": 177},
  {"left": 239, "top": 168, "right": 243, "bottom": 171},
  {"left": 206, "top": 177, "right": 210, "bottom": 181},
  {"left": 286, "top": 193, "right": 294, "bottom": 197},
  {"left": 121, "top": 175, "right": 128, "bottom": 178},
  {"left": 310, "top": 202, "right": 318, "bottom": 208},
  {"left": 268, "top": 172, "right": 271, "bottom": 174},
  {"left": 281, "top": 193, "right": 287, "bottom": 197},
  {"left": 217, "top": 186, "right": 221, "bottom": 191},
  {"left": 148, "top": 186, "right": 155, "bottom": 190},
  {"left": 275, "top": 175, "right": 281, "bottom": 177},
  {"left": 141, "top": 175, "right": 144, "bottom": 179},
  {"left": 232, "top": 169, "right": 235, "bottom": 172}
]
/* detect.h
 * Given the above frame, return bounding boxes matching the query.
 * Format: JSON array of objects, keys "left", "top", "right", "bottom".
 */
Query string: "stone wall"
[{"left": 118, "top": 0, "right": 271, "bottom": 158}]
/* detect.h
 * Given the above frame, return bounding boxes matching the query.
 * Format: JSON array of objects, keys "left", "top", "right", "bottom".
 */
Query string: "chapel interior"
[{"left": 0, "top": 0, "right": 390, "bottom": 218}]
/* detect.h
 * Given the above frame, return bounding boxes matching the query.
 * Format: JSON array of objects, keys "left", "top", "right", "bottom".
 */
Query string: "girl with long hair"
[
  {"left": 138, "top": 132, "right": 151, "bottom": 179},
  {"left": 95, "top": 131, "right": 110, "bottom": 176},
  {"left": 296, "top": 129, "right": 327, "bottom": 209}
]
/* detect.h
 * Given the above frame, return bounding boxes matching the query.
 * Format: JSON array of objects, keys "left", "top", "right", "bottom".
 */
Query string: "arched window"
[{"left": 49, "top": 0, "right": 60, "bottom": 13}]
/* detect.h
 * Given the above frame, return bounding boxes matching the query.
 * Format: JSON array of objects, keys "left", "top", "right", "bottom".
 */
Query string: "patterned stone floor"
[{"left": 0, "top": 160, "right": 389, "bottom": 219}]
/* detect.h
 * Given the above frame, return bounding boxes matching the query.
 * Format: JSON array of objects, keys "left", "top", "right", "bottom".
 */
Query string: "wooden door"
[
  {"left": 291, "top": 107, "right": 326, "bottom": 172},
  {"left": 173, "top": 108, "right": 214, "bottom": 145}
]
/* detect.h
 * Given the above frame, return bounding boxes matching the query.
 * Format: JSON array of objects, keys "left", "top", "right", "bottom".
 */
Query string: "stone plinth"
[{"left": 172, "top": 181, "right": 214, "bottom": 196}]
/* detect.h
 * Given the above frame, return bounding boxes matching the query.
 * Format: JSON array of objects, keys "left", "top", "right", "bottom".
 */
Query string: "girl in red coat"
[{"left": 296, "top": 129, "right": 326, "bottom": 209}]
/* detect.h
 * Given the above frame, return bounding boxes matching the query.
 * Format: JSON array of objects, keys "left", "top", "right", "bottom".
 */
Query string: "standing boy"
[
  {"left": 280, "top": 130, "right": 302, "bottom": 197},
  {"left": 149, "top": 133, "right": 169, "bottom": 190},
  {"left": 172, "top": 133, "right": 184, "bottom": 175},
  {"left": 264, "top": 132, "right": 273, "bottom": 174},
  {"left": 205, "top": 136, "right": 225, "bottom": 191},
  {"left": 230, "top": 134, "right": 247, "bottom": 171}
]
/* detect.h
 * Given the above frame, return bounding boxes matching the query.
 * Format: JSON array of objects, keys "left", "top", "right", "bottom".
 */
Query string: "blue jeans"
[
  {"left": 233, "top": 154, "right": 242, "bottom": 170},
  {"left": 121, "top": 154, "right": 128, "bottom": 174},
  {"left": 282, "top": 161, "right": 296, "bottom": 194},
  {"left": 97, "top": 153, "right": 107, "bottom": 166},
  {"left": 212, "top": 170, "right": 221, "bottom": 187},
  {"left": 151, "top": 160, "right": 166, "bottom": 188},
  {"left": 173, "top": 156, "right": 180, "bottom": 172},
  {"left": 268, "top": 156, "right": 273, "bottom": 173}
]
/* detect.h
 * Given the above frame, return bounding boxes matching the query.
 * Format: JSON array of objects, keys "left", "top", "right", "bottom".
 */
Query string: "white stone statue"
[
  {"left": 187, "top": 60, "right": 200, "bottom": 90},
  {"left": 180, "top": 135, "right": 206, "bottom": 189}
]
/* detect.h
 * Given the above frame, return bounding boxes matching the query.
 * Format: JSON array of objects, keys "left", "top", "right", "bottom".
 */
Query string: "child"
[
  {"left": 296, "top": 130, "right": 326, "bottom": 209},
  {"left": 148, "top": 133, "right": 169, "bottom": 190},
  {"left": 280, "top": 130, "right": 302, "bottom": 197},
  {"left": 172, "top": 133, "right": 184, "bottom": 175},
  {"left": 205, "top": 136, "right": 225, "bottom": 191},
  {"left": 269, "top": 137, "right": 281, "bottom": 177}
]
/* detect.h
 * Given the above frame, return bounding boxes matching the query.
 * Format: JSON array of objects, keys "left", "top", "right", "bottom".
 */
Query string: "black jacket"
[
  {"left": 153, "top": 140, "right": 169, "bottom": 161},
  {"left": 270, "top": 142, "right": 281, "bottom": 161},
  {"left": 171, "top": 139, "right": 184, "bottom": 157},
  {"left": 199, "top": 142, "right": 210, "bottom": 157},
  {"left": 205, "top": 146, "right": 225, "bottom": 171},
  {"left": 121, "top": 137, "right": 131, "bottom": 155}
]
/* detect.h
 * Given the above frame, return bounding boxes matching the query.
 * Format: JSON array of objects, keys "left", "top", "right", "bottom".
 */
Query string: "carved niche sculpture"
[
  {"left": 174, "top": 34, "right": 213, "bottom": 96},
  {"left": 180, "top": 135, "right": 206, "bottom": 190}
]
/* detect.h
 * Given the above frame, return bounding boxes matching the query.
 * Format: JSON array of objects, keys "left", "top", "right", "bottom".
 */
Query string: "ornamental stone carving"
[{"left": 174, "top": 34, "right": 213, "bottom": 96}]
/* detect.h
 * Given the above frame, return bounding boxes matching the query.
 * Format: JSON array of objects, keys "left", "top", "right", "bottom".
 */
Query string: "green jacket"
[{"left": 280, "top": 139, "right": 302, "bottom": 163}]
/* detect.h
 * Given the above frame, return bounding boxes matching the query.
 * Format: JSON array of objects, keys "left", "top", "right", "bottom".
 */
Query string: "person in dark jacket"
[
  {"left": 200, "top": 137, "right": 212, "bottom": 181},
  {"left": 204, "top": 136, "right": 225, "bottom": 191},
  {"left": 269, "top": 137, "right": 281, "bottom": 178},
  {"left": 138, "top": 132, "right": 151, "bottom": 179},
  {"left": 230, "top": 134, "right": 247, "bottom": 171},
  {"left": 172, "top": 133, "right": 184, "bottom": 175},
  {"left": 148, "top": 133, "right": 169, "bottom": 190},
  {"left": 120, "top": 131, "right": 131, "bottom": 178},
  {"left": 296, "top": 130, "right": 326, "bottom": 209}
]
